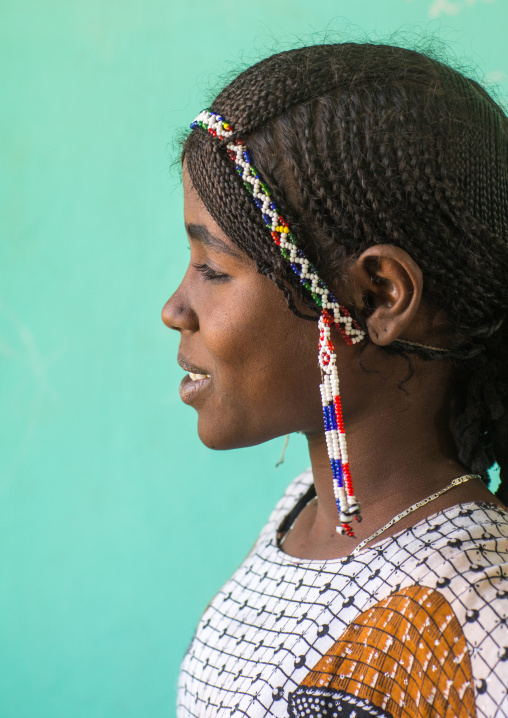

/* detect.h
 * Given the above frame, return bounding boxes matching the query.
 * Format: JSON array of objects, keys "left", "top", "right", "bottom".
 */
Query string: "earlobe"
[{"left": 350, "top": 245, "right": 423, "bottom": 346}]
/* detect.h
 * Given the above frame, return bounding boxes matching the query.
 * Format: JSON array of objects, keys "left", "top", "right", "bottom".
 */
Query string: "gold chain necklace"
[{"left": 352, "top": 473, "right": 480, "bottom": 554}]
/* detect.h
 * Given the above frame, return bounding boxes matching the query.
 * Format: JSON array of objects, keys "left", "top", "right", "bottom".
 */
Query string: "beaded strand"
[
  {"left": 191, "top": 109, "right": 366, "bottom": 535},
  {"left": 319, "top": 312, "right": 361, "bottom": 534}
]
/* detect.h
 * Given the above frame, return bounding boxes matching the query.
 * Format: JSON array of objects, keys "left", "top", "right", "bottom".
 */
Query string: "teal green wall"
[{"left": 1, "top": 1, "right": 507, "bottom": 716}]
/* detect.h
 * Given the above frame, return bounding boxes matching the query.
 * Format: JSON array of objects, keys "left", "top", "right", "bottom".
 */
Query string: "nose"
[{"left": 161, "top": 284, "right": 198, "bottom": 332}]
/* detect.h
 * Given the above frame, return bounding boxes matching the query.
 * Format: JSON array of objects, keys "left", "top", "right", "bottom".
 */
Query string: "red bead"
[{"left": 334, "top": 322, "right": 354, "bottom": 345}]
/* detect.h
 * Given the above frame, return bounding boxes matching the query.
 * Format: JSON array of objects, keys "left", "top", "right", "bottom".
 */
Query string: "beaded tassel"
[
  {"left": 191, "top": 109, "right": 366, "bottom": 535},
  {"left": 319, "top": 312, "right": 361, "bottom": 535}
]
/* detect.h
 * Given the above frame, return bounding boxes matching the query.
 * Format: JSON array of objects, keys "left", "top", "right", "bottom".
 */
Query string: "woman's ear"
[{"left": 348, "top": 245, "right": 423, "bottom": 346}]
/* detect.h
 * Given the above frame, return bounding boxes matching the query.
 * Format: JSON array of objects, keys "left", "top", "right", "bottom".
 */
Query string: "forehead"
[
  {"left": 182, "top": 164, "right": 248, "bottom": 261},
  {"left": 183, "top": 163, "right": 224, "bottom": 233},
  {"left": 182, "top": 163, "right": 210, "bottom": 219}
]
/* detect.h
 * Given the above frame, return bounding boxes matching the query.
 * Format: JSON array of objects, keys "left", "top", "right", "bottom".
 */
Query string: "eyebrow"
[{"left": 185, "top": 223, "right": 245, "bottom": 260}]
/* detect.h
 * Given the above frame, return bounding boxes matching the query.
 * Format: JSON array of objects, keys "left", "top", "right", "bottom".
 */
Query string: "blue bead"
[
  {"left": 324, "top": 405, "right": 336, "bottom": 432},
  {"left": 331, "top": 458, "right": 343, "bottom": 486}
]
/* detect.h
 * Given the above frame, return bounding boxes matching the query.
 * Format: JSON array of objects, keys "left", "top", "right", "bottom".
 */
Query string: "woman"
[{"left": 163, "top": 43, "right": 508, "bottom": 717}]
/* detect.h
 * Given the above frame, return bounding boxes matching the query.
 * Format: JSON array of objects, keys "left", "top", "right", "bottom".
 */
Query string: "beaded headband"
[{"left": 191, "top": 109, "right": 366, "bottom": 536}]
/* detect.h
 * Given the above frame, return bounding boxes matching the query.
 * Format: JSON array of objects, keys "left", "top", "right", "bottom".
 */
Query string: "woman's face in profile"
[{"left": 162, "top": 166, "right": 330, "bottom": 451}]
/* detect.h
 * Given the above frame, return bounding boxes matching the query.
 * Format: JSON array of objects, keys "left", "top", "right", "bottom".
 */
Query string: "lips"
[
  {"left": 177, "top": 354, "right": 210, "bottom": 377},
  {"left": 178, "top": 354, "right": 212, "bottom": 405}
]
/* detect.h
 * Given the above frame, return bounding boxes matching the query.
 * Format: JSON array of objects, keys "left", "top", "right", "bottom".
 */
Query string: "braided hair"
[{"left": 183, "top": 43, "right": 508, "bottom": 503}]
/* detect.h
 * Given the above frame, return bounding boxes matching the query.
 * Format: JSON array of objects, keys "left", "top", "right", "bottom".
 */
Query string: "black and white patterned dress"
[{"left": 178, "top": 469, "right": 508, "bottom": 718}]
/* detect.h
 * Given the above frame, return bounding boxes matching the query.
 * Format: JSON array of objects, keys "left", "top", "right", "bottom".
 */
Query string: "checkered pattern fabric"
[{"left": 177, "top": 470, "right": 508, "bottom": 717}]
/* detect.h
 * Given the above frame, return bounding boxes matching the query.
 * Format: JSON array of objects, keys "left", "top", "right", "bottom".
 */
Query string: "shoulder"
[
  {"left": 298, "top": 504, "right": 508, "bottom": 717},
  {"left": 394, "top": 502, "right": 508, "bottom": 715},
  {"left": 404, "top": 500, "right": 508, "bottom": 580},
  {"left": 384, "top": 501, "right": 508, "bottom": 621}
]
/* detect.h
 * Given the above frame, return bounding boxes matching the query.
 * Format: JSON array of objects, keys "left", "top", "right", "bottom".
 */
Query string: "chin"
[{"left": 196, "top": 415, "right": 286, "bottom": 452}]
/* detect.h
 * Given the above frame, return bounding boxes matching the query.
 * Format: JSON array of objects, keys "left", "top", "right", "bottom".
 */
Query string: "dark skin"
[{"left": 162, "top": 167, "right": 505, "bottom": 560}]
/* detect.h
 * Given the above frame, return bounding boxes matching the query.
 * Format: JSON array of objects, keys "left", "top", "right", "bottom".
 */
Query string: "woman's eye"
[{"left": 192, "top": 263, "right": 229, "bottom": 281}]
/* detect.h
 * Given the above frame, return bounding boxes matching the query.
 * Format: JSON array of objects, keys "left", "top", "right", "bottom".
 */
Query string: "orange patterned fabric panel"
[{"left": 290, "top": 585, "right": 475, "bottom": 718}]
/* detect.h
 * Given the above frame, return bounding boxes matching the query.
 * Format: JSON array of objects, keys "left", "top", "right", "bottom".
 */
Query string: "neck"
[
  {"left": 305, "top": 351, "right": 468, "bottom": 546},
  {"left": 307, "top": 417, "right": 465, "bottom": 531}
]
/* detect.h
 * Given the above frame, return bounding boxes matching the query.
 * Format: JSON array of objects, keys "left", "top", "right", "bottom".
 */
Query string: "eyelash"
[{"left": 192, "top": 263, "right": 228, "bottom": 281}]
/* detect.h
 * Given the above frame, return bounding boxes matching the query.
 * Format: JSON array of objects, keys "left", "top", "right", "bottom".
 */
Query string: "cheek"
[
  {"left": 202, "top": 285, "right": 310, "bottom": 380},
  {"left": 199, "top": 285, "right": 324, "bottom": 432}
]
